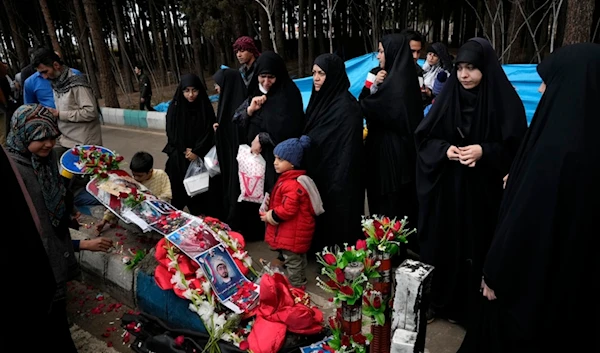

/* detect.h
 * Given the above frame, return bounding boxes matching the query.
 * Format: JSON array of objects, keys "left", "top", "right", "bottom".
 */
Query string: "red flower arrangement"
[
  {"left": 71, "top": 145, "right": 124, "bottom": 179},
  {"left": 361, "top": 215, "right": 416, "bottom": 255},
  {"left": 323, "top": 315, "right": 371, "bottom": 353}
]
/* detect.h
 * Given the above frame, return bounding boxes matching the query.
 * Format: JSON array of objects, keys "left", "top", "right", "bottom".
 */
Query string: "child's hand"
[
  {"left": 259, "top": 212, "right": 267, "bottom": 222},
  {"left": 95, "top": 220, "right": 107, "bottom": 236}
]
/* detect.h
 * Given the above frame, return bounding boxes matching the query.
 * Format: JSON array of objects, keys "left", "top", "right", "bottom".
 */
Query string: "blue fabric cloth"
[{"left": 23, "top": 68, "right": 82, "bottom": 108}]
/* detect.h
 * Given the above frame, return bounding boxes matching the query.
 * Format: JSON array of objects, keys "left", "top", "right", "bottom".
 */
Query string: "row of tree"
[{"left": 0, "top": 0, "right": 598, "bottom": 108}]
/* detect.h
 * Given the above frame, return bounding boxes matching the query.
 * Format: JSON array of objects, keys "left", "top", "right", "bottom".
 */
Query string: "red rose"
[
  {"left": 353, "top": 333, "right": 367, "bottom": 345},
  {"left": 356, "top": 239, "right": 367, "bottom": 250},
  {"left": 340, "top": 285, "right": 354, "bottom": 296},
  {"left": 382, "top": 216, "right": 391, "bottom": 225},
  {"left": 341, "top": 335, "right": 351, "bottom": 347},
  {"left": 393, "top": 220, "right": 402, "bottom": 232},
  {"left": 373, "top": 296, "right": 381, "bottom": 309},
  {"left": 325, "top": 279, "right": 340, "bottom": 290},
  {"left": 71, "top": 148, "right": 79, "bottom": 155},
  {"left": 322, "top": 253, "right": 337, "bottom": 265},
  {"left": 119, "top": 192, "right": 128, "bottom": 199},
  {"left": 375, "top": 226, "right": 385, "bottom": 240},
  {"left": 335, "top": 268, "right": 345, "bottom": 283},
  {"left": 239, "top": 340, "right": 249, "bottom": 350},
  {"left": 116, "top": 155, "right": 124, "bottom": 162}
]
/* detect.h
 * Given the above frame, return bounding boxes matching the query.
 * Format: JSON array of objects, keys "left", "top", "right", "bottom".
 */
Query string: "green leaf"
[
  {"left": 388, "top": 244, "right": 399, "bottom": 256},
  {"left": 374, "top": 312, "right": 386, "bottom": 326}
]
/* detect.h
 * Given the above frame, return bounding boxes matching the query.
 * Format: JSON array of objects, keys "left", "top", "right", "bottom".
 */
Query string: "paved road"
[{"left": 68, "top": 124, "right": 466, "bottom": 353}]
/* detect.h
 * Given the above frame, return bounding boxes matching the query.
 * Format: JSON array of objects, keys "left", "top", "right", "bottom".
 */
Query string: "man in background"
[
  {"left": 135, "top": 65, "right": 155, "bottom": 111},
  {"left": 233, "top": 36, "right": 260, "bottom": 87}
]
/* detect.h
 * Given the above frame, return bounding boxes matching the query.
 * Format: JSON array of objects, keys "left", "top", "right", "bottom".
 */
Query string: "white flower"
[
  {"left": 377, "top": 243, "right": 386, "bottom": 251},
  {"left": 182, "top": 289, "right": 194, "bottom": 300},
  {"left": 198, "top": 301, "right": 214, "bottom": 322},
  {"left": 232, "top": 250, "right": 247, "bottom": 259},
  {"left": 167, "top": 258, "right": 178, "bottom": 270},
  {"left": 188, "top": 303, "right": 199, "bottom": 313},
  {"left": 196, "top": 268, "right": 206, "bottom": 279},
  {"left": 243, "top": 256, "right": 253, "bottom": 268},
  {"left": 220, "top": 332, "right": 232, "bottom": 341},
  {"left": 213, "top": 312, "right": 227, "bottom": 328},
  {"left": 201, "top": 280, "right": 212, "bottom": 294}
]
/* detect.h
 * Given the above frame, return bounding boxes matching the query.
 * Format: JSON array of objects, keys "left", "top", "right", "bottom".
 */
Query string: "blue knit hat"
[
  {"left": 432, "top": 70, "right": 448, "bottom": 96},
  {"left": 273, "top": 135, "right": 311, "bottom": 167}
]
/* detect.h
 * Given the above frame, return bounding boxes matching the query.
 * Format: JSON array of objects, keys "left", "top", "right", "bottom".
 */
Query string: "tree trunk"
[
  {"left": 298, "top": 0, "right": 306, "bottom": 77},
  {"left": 274, "top": 0, "right": 285, "bottom": 57},
  {"left": 5, "top": 0, "right": 29, "bottom": 68},
  {"left": 112, "top": 0, "right": 134, "bottom": 93},
  {"left": 316, "top": 0, "right": 327, "bottom": 54},
  {"left": 149, "top": 0, "right": 167, "bottom": 85},
  {"left": 72, "top": 0, "right": 101, "bottom": 98},
  {"left": 164, "top": 1, "right": 179, "bottom": 81},
  {"left": 562, "top": 0, "right": 594, "bottom": 45},
  {"left": 190, "top": 21, "right": 206, "bottom": 89},
  {"left": 259, "top": 7, "right": 272, "bottom": 51},
  {"left": 39, "top": 0, "right": 62, "bottom": 56},
  {"left": 307, "top": 0, "right": 315, "bottom": 65},
  {"left": 82, "top": 0, "right": 120, "bottom": 107}
]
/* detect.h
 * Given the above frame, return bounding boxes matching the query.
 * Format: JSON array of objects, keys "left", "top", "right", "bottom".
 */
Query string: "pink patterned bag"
[{"left": 236, "top": 144, "right": 266, "bottom": 204}]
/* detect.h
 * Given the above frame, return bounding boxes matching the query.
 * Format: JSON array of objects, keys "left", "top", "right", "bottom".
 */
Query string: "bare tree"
[
  {"left": 255, "top": 0, "right": 278, "bottom": 53},
  {"left": 326, "top": 0, "right": 340, "bottom": 53},
  {"left": 298, "top": 0, "right": 305, "bottom": 76},
  {"left": 112, "top": 0, "right": 134, "bottom": 93}
]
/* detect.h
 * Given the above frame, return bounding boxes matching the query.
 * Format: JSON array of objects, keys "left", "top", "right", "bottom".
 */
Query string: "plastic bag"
[
  {"left": 184, "top": 159, "right": 209, "bottom": 196},
  {"left": 203, "top": 145, "right": 221, "bottom": 177},
  {"left": 236, "top": 144, "right": 266, "bottom": 204}
]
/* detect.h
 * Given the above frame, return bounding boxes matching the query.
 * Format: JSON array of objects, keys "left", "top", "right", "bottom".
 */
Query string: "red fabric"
[
  {"left": 264, "top": 170, "right": 315, "bottom": 253},
  {"left": 247, "top": 273, "right": 324, "bottom": 353}
]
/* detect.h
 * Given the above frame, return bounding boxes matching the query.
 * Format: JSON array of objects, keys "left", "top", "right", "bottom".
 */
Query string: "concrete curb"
[{"left": 101, "top": 107, "right": 165, "bottom": 131}]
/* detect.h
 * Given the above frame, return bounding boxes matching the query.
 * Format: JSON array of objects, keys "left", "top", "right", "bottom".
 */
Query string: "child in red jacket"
[{"left": 260, "top": 135, "right": 324, "bottom": 289}]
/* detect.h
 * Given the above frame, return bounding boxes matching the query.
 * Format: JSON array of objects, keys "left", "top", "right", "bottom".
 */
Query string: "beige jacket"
[{"left": 54, "top": 70, "right": 102, "bottom": 148}]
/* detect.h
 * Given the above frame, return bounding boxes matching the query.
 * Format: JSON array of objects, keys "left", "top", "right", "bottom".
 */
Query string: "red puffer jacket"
[{"left": 264, "top": 169, "right": 315, "bottom": 254}]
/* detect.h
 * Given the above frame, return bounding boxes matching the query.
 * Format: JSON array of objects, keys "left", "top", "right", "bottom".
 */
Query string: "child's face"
[
  {"left": 273, "top": 156, "right": 293, "bottom": 174},
  {"left": 132, "top": 170, "right": 152, "bottom": 183}
]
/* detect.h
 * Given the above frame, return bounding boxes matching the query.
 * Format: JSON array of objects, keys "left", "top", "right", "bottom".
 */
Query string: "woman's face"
[
  {"left": 377, "top": 42, "right": 385, "bottom": 69},
  {"left": 214, "top": 83, "right": 221, "bottom": 95},
  {"left": 183, "top": 86, "right": 200, "bottom": 102},
  {"left": 28, "top": 137, "right": 56, "bottom": 157},
  {"left": 258, "top": 73, "right": 276, "bottom": 91},
  {"left": 426, "top": 52, "right": 440, "bottom": 66},
  {"left": 456, "top": 63, "right": 483, "bottom": 90},
  {"left": 312, "top": 64, "right": 326, "bottom": 92}
]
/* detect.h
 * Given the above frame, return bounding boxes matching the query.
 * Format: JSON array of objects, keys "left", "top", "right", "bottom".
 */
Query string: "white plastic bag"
[
  {"left": 184, "top": 159, "right": 209, "bottom": 196},
  {"left": 203, "top": 145, "right": 220, "bottom": 177},
  {"left": 236, "top": 144, "right": 266, "bottom": 203}
]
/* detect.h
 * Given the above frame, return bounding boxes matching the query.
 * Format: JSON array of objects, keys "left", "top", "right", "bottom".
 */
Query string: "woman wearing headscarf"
[
  {"left": 232, "top": 51, "right": 304, "bottom": 241},
  {"left": 5, "top": 103, "right": 82, "bottom": 352},
  {"left": 359, "top": 33, "right": 423, "bottom": 239},
  {"left": 422, "top": 42, "right": 453, "bottom": 98},
  {"left": 212, "top": 68, "right": 247, "bottom": 229},
  {"left": 303, "top": 53, "right": 364, "bottom": 251},
  {"left": 162, "top": 74, "right": 216, "bottom": 216},
  {"left": 415, "top": 38, "right": 528, "bottom": 324},
  {"left": 458, "top": 43, "right": 599, "bottom": 353}
]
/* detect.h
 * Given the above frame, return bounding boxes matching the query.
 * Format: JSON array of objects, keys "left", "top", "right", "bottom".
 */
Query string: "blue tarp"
[{"left": 154, "top": 53, "right": 542, "bottom": 124}]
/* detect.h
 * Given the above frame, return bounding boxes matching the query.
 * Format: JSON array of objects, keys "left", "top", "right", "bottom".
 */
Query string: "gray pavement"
[{"left": 77, "top": 124, "right": 466, "bottom": 353}]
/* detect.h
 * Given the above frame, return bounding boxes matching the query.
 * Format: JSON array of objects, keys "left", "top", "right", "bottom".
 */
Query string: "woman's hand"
[
  {"left": 447, "top": 145, "right": 461, "bottom": 161},
  {"left": 213, "top": 123, "right": 219, "bottom": 132},
  {"left": 80, "top": 237, "right": 113, "bottom": 253},
  {"left": 251, "top": 135, "right": 262, "bottom": 155},
  {"left": 459, "top": 144, "right": 482, "bottom": 167},
  {"left": 247, "top": 95, "right": 267, "bottom": 116},
  {"left": 375, "top": 70, "right": 387, "bottom": 85},
  {"left": 481, "top": 278, "right": 497, "bottom": 301},
  {"left": 503, "top": 174, "right": 509, "bottom": 189},
  {"left": 185, "top": 149, "right": 198, "bottom": 161}
]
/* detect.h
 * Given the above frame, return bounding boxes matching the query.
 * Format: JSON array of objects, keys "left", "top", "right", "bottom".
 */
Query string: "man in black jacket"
[{"left": 135, "top": 65, "right": 155, "bottom": 111}]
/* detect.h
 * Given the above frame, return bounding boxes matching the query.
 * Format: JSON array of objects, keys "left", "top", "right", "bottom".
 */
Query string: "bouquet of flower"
[
  {"left": 361, "top": 215, "right": 416, "bottom": 255},
  {"left": 322, "top": 315, "right": 371, "bottom": 353},
  {"left": 71, "top": 145, "right": 124, "bottom": 179},
  {"left": 119, "top": 187, "right": 146, "bottom": 208},
  {"left": 316, "top": 242, "right": 380, "bottom": 305},
  {"left": 362, "top": 288, "right": 386, "bottom": 326}
]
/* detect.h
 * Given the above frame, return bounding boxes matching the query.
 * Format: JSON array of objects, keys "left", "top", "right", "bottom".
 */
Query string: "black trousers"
[{"left": 140, "top": 96, "right": 156, "bottom": 111}]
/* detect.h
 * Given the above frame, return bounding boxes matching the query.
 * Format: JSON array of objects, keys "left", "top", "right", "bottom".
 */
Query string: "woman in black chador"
[
  {"left": 233, "top": 51, "right": 304, "bottom": 241},
  {"left": 359, "top": 33, "right": 423, "bottom": 233},
  {"left": 459, "top": 42, "right": 599, "bottom": 353},
  {"left": 213, "top": 68, "right": 247, "bottom": 229},
  {"left": 162, "top": 74, "right": 216, "bottom": 217},
  {"left": 304, "top": 53, "right": 364, "bottom": 251},
  {"left": 415, "top": 38, "right": 527, "bottom": 324}
]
